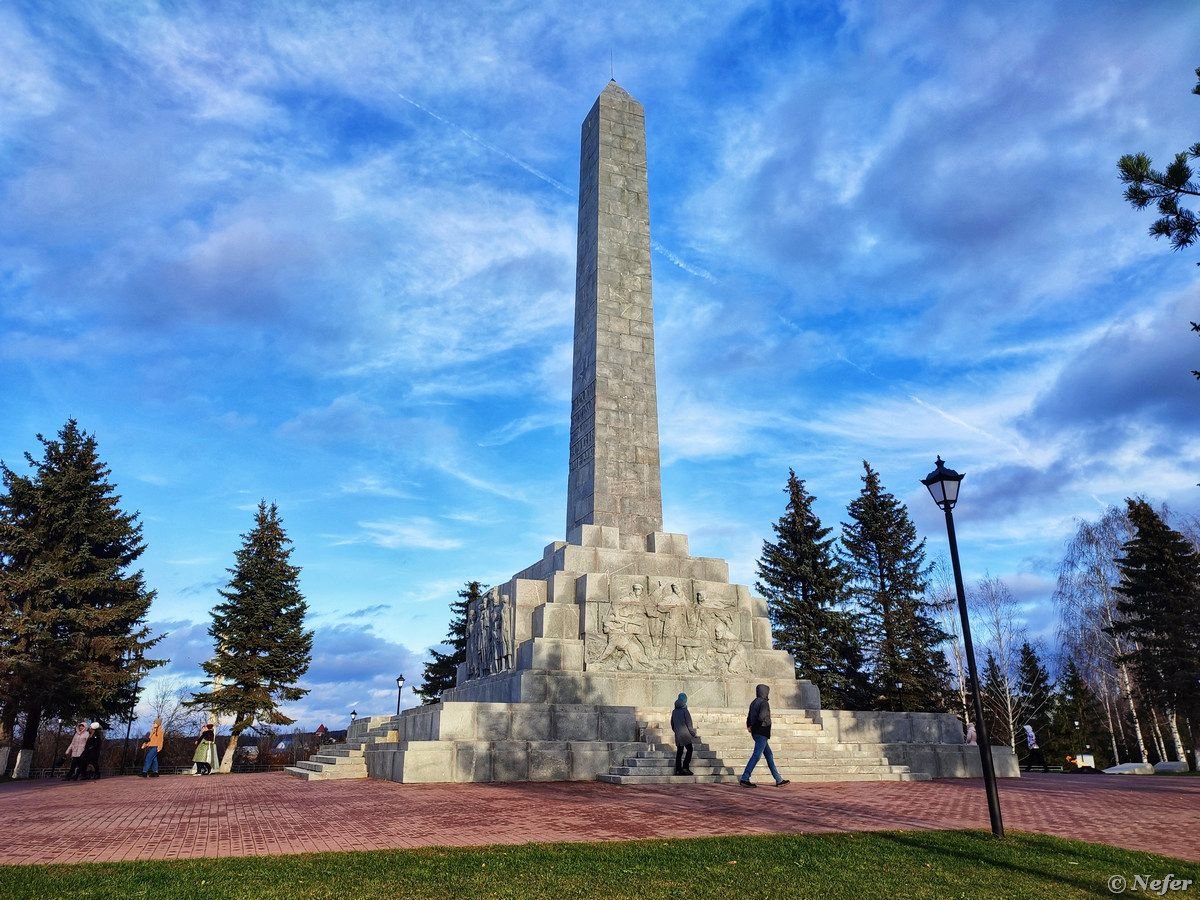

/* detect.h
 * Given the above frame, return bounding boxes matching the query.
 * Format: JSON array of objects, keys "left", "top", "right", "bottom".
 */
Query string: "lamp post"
[
  {"left": 350, "top": 709, "right": 357, "bottom": 727},
  {"left": 922, "top": 456, "right": 1005, "bottom": 839},
  {"left": 396, "top": 674, "right": 406, "bottom": 719}
]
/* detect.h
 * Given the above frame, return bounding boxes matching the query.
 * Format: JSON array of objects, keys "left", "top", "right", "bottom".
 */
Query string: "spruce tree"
[
  {"left": 841, "top": 461, "right": 951, "bottom": 712},
  {"left": 189, "top": 501, "right": 313, "bottom": 769},
  {"left": 979, "top": 650, "right": 1013, "bottom": 748},
  {"left": 415, "top": 581, "right": 482, "bottom": 704},
  {"left": 1049, "top": 657, "right": 1112, "bottom": 769},
  {"left": 1111, "top": 498, "right": 1200, "bottom": 739},
  {"left": 756, "top": 470, "right": 867, "bottom": 708},
  {"left": 0, "top": 420, "right": 160, "bottom": 759},
  {"left": 1014, "top": 641, "right": 1055, "bottom": 731}
]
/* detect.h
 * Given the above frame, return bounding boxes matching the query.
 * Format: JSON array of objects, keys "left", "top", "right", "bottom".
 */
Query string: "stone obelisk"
[
  {"left": 566, "top": 81, "right": 663, "bottom": 547},
  {"left": 288, "top": 83, "right": 984, "bottom": 787}
]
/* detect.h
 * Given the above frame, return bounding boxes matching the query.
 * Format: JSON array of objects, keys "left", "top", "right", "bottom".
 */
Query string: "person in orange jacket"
[{"left": 140, "top": 718, "right": 165, "bottom": 778}]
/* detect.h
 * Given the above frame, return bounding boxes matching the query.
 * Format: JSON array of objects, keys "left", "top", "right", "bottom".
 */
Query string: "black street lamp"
[
  {"left": 922, "top": 456, "right": 1005, "bottom": 839},
  {"left": 395, "top": 674, "right": 406, "bottom": 719},
  {"left": 350, "top": 709, "right": 357, "bottom": 726}
]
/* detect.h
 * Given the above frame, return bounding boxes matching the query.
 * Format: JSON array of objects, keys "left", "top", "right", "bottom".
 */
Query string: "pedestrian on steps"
[
  {"left": 739, "top": 684, "right": 788, "bottom": 787},
  {"left": 671, "top": 693, "right": 698, "bottom": 776}
]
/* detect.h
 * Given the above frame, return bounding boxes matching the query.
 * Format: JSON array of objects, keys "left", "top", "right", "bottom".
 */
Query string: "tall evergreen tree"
[
  {"left": 756, "top": 470, "right": 867, "bottom": 708},
  {"left": 979, "top": 649, "right": 1012, "bottom": 747},
  {"left": 841, "top": 461, "right": 951, "bottom": 712},
  {"left": 0, "top": 420, "right": 161, "bottom": 763},
  {"left": 1049, "top": 657, "right": 1112, "bottom": 769},
  {"left": 1014, "top": 641, "right": 1055, "bottom": 732},
  {"left": 415, "top": 581, "right": 483, "bottom": 705},
  {"left": 1111, "top": 498, "right": 1200, "bottom": 761},
  {"left": 189, "top": 501, "right": 312, "bottom": 770}
]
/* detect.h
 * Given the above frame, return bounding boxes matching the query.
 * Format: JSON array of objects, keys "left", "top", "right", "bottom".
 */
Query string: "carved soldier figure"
[
  {"left": 654, "top": 581, "right": 689, "bottom": 665},
  {"left": 677, "top": 590, "right": 707, "bottom": 672},
  {"left": 702, "top": 592, "right": 746, "bottom": 674},
  {"left": 489, "top": 590, "right": 505, "bottom": 674},
  {"left": 590, "top": 595, "right": 651, "bottom": 671},
  {"left": 465, "top": 606, "right": 481, "bottom": 679},
  {"left": 499, "top": 594, "right": 515, "bottom": 670},
  {"left": 634, "top": 582, "right": 663, "bottom": 654},
  {"left": 478, "top": 595, "right": 494, "bottom": 676}
]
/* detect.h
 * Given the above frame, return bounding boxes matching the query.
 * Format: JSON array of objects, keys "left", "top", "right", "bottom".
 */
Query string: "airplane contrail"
[
  {"left": 391, "top": 88, "right": 715, "bottom": 282},
  {"left": 392, "top": 89, "right": 571, "bottom": 195},
  {"left": 835, "top": 354, "right": 1031, "bottom": 464}
]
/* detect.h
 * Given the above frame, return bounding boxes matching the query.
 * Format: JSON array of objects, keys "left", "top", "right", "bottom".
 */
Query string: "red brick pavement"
[{"left": 0, "top": 773, "right": 1195, "bottom": 866}]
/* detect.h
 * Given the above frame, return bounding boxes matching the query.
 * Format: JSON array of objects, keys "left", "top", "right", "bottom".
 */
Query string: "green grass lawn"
[{"left": 1, "top": 831, "right": 1195, "bottom": 900}]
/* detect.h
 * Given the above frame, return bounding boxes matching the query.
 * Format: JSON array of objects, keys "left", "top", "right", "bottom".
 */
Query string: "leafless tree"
[
  {"left": 970, "top": 574, "right": 1027, "bottom": 751},
  {"left": 929, "top": 558, "right": 970, "bottom": 727},
  {"left": 143, "top": 676, "right": 205, "bottom": 737},
  {"left": 1055, "top": 506, "right": 1149, "bottom": 763}
]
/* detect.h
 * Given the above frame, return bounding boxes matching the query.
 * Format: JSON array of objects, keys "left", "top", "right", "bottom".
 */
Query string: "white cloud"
[{"left": 344, "top": 518, "right": 463, "bottom": 551}]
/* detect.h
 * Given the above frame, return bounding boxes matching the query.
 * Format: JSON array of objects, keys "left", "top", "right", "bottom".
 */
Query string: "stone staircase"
[
  {"left": 285, "top": 716, "right": 397, "bottom": 781},
  {"left": 287, "top": 707, "right": 938, "bottom": 784},
  {"left": 598, "top": 708, "right": 930, "bottom": 785}
]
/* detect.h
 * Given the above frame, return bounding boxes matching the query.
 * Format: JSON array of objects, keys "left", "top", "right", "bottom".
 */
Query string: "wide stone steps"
[
  {"left": 597, "top": 771, "right": 930, "bottom": 785},
  {"left": 284, "top": 759, "right": 368, "bottom": 780},
  {"left": 604, "top": 710, "right": 926, "bottom": 786},
  {"left": 284, "top": 722, "right": 396, "bottom": 781},
  {"left": 610, "top": 762, "right": 923, "bottom": 778},
  {"left": 626, "top": 751, "right": 896, "bottom": 768}
]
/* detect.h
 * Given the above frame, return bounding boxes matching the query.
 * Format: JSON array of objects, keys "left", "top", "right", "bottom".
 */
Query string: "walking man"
[
  {"left": 1023, "top": 723, "right": 1049, "bottom": 773},
  {"left": 140, "top": 718, "right": 164, "bottom": 777},
  {"left": 739, "top": 684, "right": 789, "bottom": 787},
  {"left": 82, "top": 722, "right": 103, "bottom": 780}
]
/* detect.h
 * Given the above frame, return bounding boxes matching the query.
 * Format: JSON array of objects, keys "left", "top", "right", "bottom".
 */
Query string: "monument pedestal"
[
  {"left": 287, "top": 524, "right": 1014, "bottom": 784},
  {"left": 444, "top": 524, "right": 816, "bottom": 711}
]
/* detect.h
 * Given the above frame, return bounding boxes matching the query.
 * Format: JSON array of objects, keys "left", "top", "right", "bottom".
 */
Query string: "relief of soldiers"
[
  {"left": 478, "top": 594, "right": 494, "bottom": 676},
  {"left": 498, "top": 594, "right": 514, "bottom": 670},
  {"left": 653, "top": 580, "right": 689, "bottom": 662},
  {"left": 677, "top": 589, "right": 707, "bottom": 672},
  {"left": 465, "top": 606, "right": 481, "bottom": 679},
  {"left": 489, "top": 590, "right": 505, "bottom": 674},
  {"left": 619, "top": 582, "right": 660, "bottom": 659},
  {"left": 700, "top": 590, "right": 747, "bottom": 674},
  {"left": 590, "top": 593, "right": 652, "bottom": 671}
]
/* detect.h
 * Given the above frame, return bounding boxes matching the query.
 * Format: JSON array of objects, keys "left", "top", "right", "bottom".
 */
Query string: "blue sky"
[{"left": 3, "top": 1, "right": 1198, "bottom": 730}]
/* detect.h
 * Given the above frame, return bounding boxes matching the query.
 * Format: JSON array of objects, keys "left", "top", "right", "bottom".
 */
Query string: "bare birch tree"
[
  {"left": 971, "top": 575, "right": 1026, "bottom": 751},
  {"left": 144, "top": 676, "right": 205, "bottom": 737},
  {"left": 1054, "top": 507, "right": 1150, "bottom": 762},
  {"left": 930, "top": 558, "right": 970, "bottom": 726}
]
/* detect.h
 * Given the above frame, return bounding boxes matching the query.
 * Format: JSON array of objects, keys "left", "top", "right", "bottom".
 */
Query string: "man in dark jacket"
[
  {"left": 670, "top": 693, "right": 698, "bottom": 775},
  {"left": 82, "top": 722, "right": 103, "bottom": 780},
  {"left": 739, "top": 684, "right": 788, "bottom": 787}
]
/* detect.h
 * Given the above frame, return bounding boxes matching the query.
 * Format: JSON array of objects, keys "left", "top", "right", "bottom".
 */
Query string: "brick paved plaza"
[{"left": 0, "top": 773, "right": 1196, "bottom": 866}]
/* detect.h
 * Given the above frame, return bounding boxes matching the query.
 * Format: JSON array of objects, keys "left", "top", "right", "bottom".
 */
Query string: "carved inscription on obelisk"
[{"left": 566, "top": 81, "right": 663, "bottom": 543}]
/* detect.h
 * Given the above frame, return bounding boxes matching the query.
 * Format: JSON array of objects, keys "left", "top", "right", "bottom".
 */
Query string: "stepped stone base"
[
  {"left": 287, "top": 526, "right": 1016, "bottom": 785},
  {"left": 285, "top": 704, "right": 1020, "bottom": 783},
  {"left": 443, "top": 669, "right": 815, "bottom": 708}
]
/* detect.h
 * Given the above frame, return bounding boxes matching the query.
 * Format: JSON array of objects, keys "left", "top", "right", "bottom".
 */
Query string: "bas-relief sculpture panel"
[
  {"left": 465, "top": 587, "right": 517, "bottom": 679},
  {"left": 585, "top": 576, "right": 754, "bottom": 676}
]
